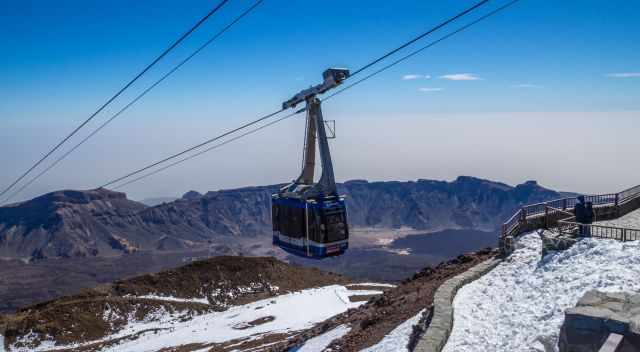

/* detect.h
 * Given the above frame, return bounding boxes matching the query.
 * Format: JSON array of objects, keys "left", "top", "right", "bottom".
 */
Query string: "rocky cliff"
[
  {"left": 340, "top": 177, "right": 562, "bottom": 231},
  {"left": 0, "top": 177, "right": 566, "bottom": 261}
]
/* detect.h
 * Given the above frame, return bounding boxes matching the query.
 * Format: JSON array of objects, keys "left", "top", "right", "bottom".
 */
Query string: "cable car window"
[
  {"left": 271, "top": 204, "right": 279, "bottom": 231},
  {"left": 308, "top": 208, "right": 320, "bottom": 243},
  {"left": 325, "top": 212, "right": 347, "bottom": 242}
]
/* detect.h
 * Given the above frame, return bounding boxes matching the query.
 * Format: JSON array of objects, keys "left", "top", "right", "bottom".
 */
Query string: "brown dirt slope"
[
  {"left": 113, "top": 256, "right": 347, "bottom": 302},
  {"left": 276, "top": 248, "right": 498, "bottom": 352},
  {"left": 0, "top": 256, "right": 349, "bottom": 350}
]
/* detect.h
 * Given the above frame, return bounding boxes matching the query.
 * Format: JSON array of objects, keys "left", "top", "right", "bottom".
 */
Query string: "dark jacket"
[
  {"left": 585, "top": 202, "right": 595, "bottom": 223},
  {"left": 575, "top": 202, "right": 595, "bottom": 224},
  {"left": 575, "top": 202, "right": 587, "bottom": 223}
]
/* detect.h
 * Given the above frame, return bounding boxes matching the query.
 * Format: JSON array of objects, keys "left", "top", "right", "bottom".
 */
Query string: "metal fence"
[
  {"left": 502, "top": 209, "right": 523, "bottom": 236},
  {"left": 558, "top": 220, "right": 640, "bottom": 242},
  {"left": 501, "top": 184, "right": 640, "bottom": 239}
]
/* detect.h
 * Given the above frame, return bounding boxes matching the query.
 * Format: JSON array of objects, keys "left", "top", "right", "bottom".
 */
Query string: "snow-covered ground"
[
  {"left": 1, "top": 334, "right": 5, "bottom": 352},
  {"left": 361, "top": 309, "right": 425, "bottom": 352},
  {"left": 443, "top": 231, "right": 640, "bottom": 352},
  {"left": 597, "top": 208, "right": 640, "bottom": 229},
  {"left": 296, "top": 324, "right": 351, "bottom": 352},
  {"left": 346, "top": 283, "right": 396, "bottom": 288},
  {"left": 10, "top": 285, "right": 378, "bottom": 352},
  {"left": 134, "top": 294, "right": 209, "bottom": 304}
]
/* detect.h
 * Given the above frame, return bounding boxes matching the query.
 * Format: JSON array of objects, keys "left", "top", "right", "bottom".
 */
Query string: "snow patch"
[
  {"left": 136, "top": 294, "right": 209, "bottom": 305},
  {"left": 347, "top": 290, "right": 384, "bottom": 296},
  {"left": 334, "top": 288, "right": 382, "bottom": 304},
  {"left": 360, "top": 309, "right": 425, "bottom": 352},
  {"left": 191, "top": 348, "right": 212, "bottom": 352},
  {"left": 389, "top": 248, "right": 411, "bottom": 255},
  {"left": 346, "top": 283, "right": 396, "bottom": 288},
  {"left": 443, "top": 232, "right": 640, "bottom": 352},
  {"left": 296, "top": 324, "right": 351, "bottom": 352},
  {"left": 30, "top": 285, "right": 370, "bottom": 352},
  {"left": 10, "top": 330, "right": 57, "bottom": 352},
  {"left": 0, "top": 334, "right": 5, "bottom": 352}
]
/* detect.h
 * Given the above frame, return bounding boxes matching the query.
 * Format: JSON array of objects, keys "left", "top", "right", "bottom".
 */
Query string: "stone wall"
[{"left": 413, "top": 258, "right": 502, "bottom": 352}]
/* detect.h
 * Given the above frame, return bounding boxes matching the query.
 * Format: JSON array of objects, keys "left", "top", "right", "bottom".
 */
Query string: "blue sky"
[{"left": 1, "top": 0, "right": 639, "bottom": 201}]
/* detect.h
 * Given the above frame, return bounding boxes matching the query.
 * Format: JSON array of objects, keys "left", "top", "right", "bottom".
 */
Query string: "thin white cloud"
[
  {"left": 418, "top": 87, "right": 444, "bottom": 92},
  {"left": 606, "top": 72, "right": 640, "bottom": 78},
  {"left": 439, "top": 73, "right": 482, "bottom": 81},
  {"left": 402, "top": 74, "right": 430, "bottom": 80},
  {"left": 512, "top": 83, "right": 542, "bottom": 88}
]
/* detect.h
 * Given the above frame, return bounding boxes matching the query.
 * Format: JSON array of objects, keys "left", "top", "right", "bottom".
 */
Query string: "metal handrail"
[
  {"left": 500, "top": 184, "right": 640, "bottom": 239},
  {"left": 545, "top": 206, "right": 574, "bottom": 218},
  {"left": 558, "top": 220, "right": 640, "bottom": 233},
  {"left": 556, "top": 219, "right": 640, "bottom": 242}
]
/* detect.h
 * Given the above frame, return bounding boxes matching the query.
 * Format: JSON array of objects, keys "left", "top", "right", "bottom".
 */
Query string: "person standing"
[
  {"left": 584, "top": 201, "right": 595, "bottom": 236},
  {"left": 575, "top": 196, "right": 595, "bottom": 236}
]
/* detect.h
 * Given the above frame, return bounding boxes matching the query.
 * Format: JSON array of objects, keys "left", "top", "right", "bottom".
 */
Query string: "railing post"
[
  {"left": 562, "top": 198, "right": 567, "bottom": 210},
  {"left": 520, "top": 207, "right": 527, "bottom": 229},
  {"left": 623, "top": 229, "right": 627, "bottom": 242},
  {"left": 615, "top": 193, "right": 619, "bottom": 207}
]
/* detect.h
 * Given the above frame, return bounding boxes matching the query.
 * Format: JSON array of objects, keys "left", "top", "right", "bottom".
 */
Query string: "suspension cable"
[
  {"left": 324, "top": 0, "right": 521, "bottom": 102},
  {"left": 113, "top": 109, "right": 305, "bottom": 190},
  {"left": 349, "top": 0, "right": 490, "bottom": 78},
  {"left": 5, "top": 0, "right": 519, "bottom": 197},
  {"left": 0, "top": 0, "right": 230, "bottom": 200},
  {"left": 100, "top": 108, "right": 287, "bottom": 189},
  {"left": 97, "top": 1, "right": 521, "bottom": 191},
  {"left": 1, "top": 0, "right": 264, "bottom": 205}
]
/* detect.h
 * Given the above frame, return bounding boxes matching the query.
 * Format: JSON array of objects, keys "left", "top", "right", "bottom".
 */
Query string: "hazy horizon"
[{"left": 3, "top": 110, "right": 639, "bottom": 203}]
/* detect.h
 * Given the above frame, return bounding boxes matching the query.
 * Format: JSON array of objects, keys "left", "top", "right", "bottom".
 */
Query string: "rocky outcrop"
[
  {"left": 0, "top": 188, "right": 147, "bottom": 259},
  {"left": 559, "top": 290, "right": 640, "bottom": 352},
  {"left": 0, "top": 177, "right": 566, "bottom": 260},
  {"left": 341, "top": 177, "right": 564, "bottom": 231},
  {"left": 182, "top": 190, "right": 203, "bottom": 201},
  {"left": 539, "top": 230, "right": 580, "bottom": 256}
]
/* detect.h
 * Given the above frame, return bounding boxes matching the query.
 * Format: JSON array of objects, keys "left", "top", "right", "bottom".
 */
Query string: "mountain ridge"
[{"left": 0, "top": 176, "right": 565, "bottom": 261}]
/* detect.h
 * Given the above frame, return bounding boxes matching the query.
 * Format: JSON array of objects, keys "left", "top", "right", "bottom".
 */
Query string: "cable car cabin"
[
  {"left": 272, "top": 194, "right": 349, "bottom": 258},
  {"left": 273, "top": 68, "right": 351, "bottom": 258}
]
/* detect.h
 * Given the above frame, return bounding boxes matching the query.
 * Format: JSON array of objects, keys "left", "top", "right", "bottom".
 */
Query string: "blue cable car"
[{"left": 272, "top": 68, "right": 350, "bottom": 259}]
